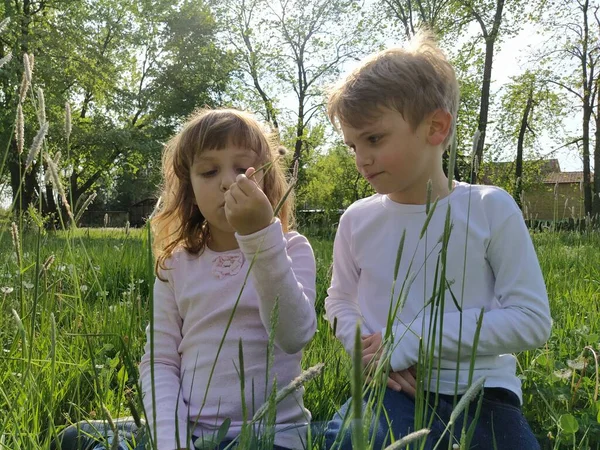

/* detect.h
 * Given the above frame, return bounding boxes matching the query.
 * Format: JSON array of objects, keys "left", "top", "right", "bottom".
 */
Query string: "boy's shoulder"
[{"left": 452, "top": 182, "right": 521, "bottom": 218}]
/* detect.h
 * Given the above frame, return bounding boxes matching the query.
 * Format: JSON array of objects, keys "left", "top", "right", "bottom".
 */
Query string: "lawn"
[{"left": 0, "top": 225, "right": 599, "bottom": 449}]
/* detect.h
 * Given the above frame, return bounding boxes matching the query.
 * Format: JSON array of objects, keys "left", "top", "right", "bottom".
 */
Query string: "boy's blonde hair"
[
  {"left": 327, "top": 30, "right": 459, "bottom": 147},
  {"left": 152, "top": 108, "right": 293, "bottom": 276}
]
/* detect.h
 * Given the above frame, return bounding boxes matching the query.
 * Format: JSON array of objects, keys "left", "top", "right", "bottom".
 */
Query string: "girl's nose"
[{"left": 220, "top": 171, "right": 235, "bottom": 192}]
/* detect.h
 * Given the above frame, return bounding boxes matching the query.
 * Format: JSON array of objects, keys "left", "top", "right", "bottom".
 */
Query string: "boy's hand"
[
  {"left": 362, "top": 332, "right": 417, "bottom": 398},
  {"left": 224, "top": 167, "right": 274, "bottom": 235}
]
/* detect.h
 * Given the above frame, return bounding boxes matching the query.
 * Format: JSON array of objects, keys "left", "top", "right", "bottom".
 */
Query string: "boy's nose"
[{"left": 355, "top": 150, "right": 372, "bottom": 169}]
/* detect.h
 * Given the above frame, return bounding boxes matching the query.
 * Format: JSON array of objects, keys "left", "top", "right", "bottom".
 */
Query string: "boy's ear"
[{"left": 427, "top": 110, "right": 452, "bottom": 146}]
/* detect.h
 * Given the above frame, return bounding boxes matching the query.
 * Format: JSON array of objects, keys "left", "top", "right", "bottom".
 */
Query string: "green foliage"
[{"left": 297, "top": 143, "right": 374, "bottom": 212}]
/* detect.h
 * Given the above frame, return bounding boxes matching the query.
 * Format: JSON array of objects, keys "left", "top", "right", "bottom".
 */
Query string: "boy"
[{"left": 323, "top": 30, "right": 550, "bottom": 450}]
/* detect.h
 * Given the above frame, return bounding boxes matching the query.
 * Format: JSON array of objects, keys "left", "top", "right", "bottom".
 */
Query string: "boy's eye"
[{"left": 367, "top": 135, "right": 381, "bottom": 144}]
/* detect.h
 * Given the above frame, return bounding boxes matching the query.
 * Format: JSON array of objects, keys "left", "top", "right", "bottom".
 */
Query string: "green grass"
[{"left": 0, "top": 226, "right": 599, "bottom": 449}]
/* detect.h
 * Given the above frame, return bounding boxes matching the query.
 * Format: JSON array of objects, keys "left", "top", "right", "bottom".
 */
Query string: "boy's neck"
[{"left": 387, "top": 169, "right": 452, "bottom": 205}]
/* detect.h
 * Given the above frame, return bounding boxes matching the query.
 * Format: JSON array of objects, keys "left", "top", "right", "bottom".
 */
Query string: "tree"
[
  {"left": 494, "top": 71, "right": 565, "bottom": 207},
  {"left": 542, "top": 0, "right": 599, "bottom": 216},
  {"left": 455, "top": 0, "right": 510, "bottom": 182},
  {"left": 298, "top": 143, "right": 373, "bottom": 212},
  {"left": 381, "top": 0, "right": 456, "bottom": 40},
  {"left": 219, "top": 0, "right": 370, "bottom": 173},
  {"left": 1, "top": 0, "right": 236, "bottom": 220}
]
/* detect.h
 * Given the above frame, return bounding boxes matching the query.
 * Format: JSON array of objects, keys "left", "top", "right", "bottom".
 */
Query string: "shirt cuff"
[
  {"left": 384, "top": 323, "right": 421, "bottom": 371},
  {"left": 235, "top": 218, "right": 283, "bottom": 257}
]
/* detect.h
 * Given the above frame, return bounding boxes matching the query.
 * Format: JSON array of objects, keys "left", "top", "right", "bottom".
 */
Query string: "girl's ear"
[{"left": 427, "top": 110, "right": 452, "bottom": 146}]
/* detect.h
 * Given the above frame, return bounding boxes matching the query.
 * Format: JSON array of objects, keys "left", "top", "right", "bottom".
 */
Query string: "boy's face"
[{"left": 341, "top": 108, "right": 440, "bottom": 204}]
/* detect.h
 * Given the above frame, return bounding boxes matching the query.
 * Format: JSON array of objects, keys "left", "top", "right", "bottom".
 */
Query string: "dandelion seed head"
[
  {"left": 1, "top": 287, "right": 14, "bottom": 294},
  {"left": 567, "top": 357, "right": 586, "bottom": 371},
  {"left": 23, "top": 282, "right": 33, "bottom": 289},
  {"left": 553, "top": 368, "right": 572, "bottom": 379}
]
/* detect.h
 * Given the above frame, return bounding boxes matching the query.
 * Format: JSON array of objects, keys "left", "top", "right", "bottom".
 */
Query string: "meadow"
[{"left": 0, "top": 223, "right": 599, "bottom": 450}]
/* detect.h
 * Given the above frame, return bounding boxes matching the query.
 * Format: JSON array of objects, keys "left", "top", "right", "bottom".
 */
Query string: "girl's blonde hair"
[{"left": 152, "top": 108, "right": 293, "bottom": 276}]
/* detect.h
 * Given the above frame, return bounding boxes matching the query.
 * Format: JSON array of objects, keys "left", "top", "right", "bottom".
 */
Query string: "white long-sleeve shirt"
[
  {"left": 325, "top": 182, "right": 551, "bottom": 401},
  {"left": 139, "top": 220, "right": 317, "bottom": 450}
]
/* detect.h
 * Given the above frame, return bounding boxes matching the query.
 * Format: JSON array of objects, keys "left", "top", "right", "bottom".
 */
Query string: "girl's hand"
[{"left": 224, "top": 167, "right": 274, "bottom": 235}]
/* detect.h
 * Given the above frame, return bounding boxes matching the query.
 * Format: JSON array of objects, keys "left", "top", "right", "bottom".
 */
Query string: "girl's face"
[{"left": 190, "top": 145, "right": 261, "bottom": 243}]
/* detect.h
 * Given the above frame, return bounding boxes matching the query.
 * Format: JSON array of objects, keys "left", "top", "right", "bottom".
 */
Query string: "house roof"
[{"left": 543, "top": 171, "right": 594, "bottom": 184}]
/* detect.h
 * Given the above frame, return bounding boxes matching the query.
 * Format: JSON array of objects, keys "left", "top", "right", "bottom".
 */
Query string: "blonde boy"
[{"left": 323, "top": 31, "right": 550, "bottom": 450}]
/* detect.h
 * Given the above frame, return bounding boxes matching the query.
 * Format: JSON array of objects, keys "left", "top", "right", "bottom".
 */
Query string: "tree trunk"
[
  {"left": 593, "top": 79, "right": 600, "bottom": 217},
  {"left": 472, "top": 40, "right": 494, "bottom": 182},
  {"left": 582, "top": 104, "right": 593, "bottom": 216},
  {"left": 514, "top": 89, "right": 533, "bottom": 208},
  {"left": 470, "top": 0, "right": 505, "bottom": 183},
  {"left": 292, "top": 95, "right": 305, "bottom": 174}
]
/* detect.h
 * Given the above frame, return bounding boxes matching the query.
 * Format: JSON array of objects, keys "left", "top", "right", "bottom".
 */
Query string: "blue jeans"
[
  {"left": 52, "top": 419, "right": 291, "bottom": 450},
  {"left": 324, "top": 388, "right": 540, "bottom": 450}
]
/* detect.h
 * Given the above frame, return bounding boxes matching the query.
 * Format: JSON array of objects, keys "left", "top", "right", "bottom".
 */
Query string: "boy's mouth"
[{"left": 365, "top": 171, "right": 383, "bottom": 181}]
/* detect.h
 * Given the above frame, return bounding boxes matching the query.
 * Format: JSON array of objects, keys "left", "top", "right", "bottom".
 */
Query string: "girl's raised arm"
[{"left": 237, "top": 219, "right": 317, "bottom": 354}]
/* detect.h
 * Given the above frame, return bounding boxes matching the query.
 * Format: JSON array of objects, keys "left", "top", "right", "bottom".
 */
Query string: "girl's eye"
[
  {"left": 237, "top": 168, "right": 248, "bottom": 174},
  {"left": 200, "top": 170, "right": 217, "bottom": 177},
  {"left": 368, "top": 135, "right": 381, "bottom": 144}
]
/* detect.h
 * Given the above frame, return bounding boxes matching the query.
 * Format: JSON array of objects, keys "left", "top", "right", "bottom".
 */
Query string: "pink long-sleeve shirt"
[{"left": 139, "top": 220, "right": 317, "bottom": 450}]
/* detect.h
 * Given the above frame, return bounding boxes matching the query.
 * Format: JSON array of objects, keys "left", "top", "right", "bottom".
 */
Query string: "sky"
[{"left": 327, "top": 7, "right": 587, "bottom": 173}]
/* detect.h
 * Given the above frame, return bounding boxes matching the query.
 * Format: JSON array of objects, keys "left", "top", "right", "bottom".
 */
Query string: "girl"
[
  {"left": 53, "top": 109, "right": 317, "bottom": 450},
  {"left": 140, "top": 108, "right": 317, "bottom": 450}
]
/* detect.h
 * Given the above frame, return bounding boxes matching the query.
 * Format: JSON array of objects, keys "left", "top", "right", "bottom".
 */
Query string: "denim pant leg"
[
  {"left": 52, "top": 418, "right": 144, "bottom": 450},
  {"left": 325, "top": 388, "right": 427, "bottom": 450},
  {"left": 429, "top": 394, "right": 540, "bottom": 450}
]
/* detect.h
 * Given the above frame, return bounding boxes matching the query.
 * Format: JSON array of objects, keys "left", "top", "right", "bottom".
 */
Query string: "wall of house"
[{"left": 523, "top": 183, "right": 584, "bottom": 220}]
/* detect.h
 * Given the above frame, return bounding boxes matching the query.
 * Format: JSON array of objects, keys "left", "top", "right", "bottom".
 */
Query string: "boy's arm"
[
  {"left": 139, "top": 275, "right": 190, "bottom": 450},
  {"left": 386, "top": 211, "right": 552, "bottom": 372},
  {"left": 324, "top": 213, "right": 364, "bottom": 354},
  {"left": 237, "top": 219, "right": 317, "bottom": 354}
]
